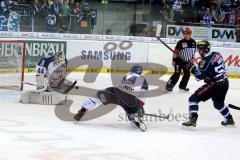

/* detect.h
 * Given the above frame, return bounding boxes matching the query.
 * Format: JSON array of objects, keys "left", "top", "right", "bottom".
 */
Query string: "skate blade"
[
  {"left": 73, "top": 120, "right": 80, "bottom": 125},
  {"left": 73, "top": 118, "right": 82, "bottom": 124},
  {"left": 130, "top": 122, "right": 147, "bottom": 132},
  {"left": 181, "top": 125, "right": 196, "bottom": 131},
  {"left": 179, "top": 89, "right": 189, "bottom": 92},
  {"left": 165, "top": 89, "right": 173, "bottom": 93},
  {"left": 138, "top": 123, "right": 147, "bottom": 132},
  {"left": 222, "top": 124, "right": 236, "bottom": 128}
]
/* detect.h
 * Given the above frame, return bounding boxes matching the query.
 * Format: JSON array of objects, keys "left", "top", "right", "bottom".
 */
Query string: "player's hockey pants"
[
  {"left": 97, "top": 87, "right": 144, "bottom": 115},
  {"left": 188, "top": 79, "right": 230, "bottom": 118}
]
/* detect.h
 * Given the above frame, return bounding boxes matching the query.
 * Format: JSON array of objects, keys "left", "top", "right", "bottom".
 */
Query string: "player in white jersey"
[{"left": 74, "top": 64, "right": 149, "bottom": 131}]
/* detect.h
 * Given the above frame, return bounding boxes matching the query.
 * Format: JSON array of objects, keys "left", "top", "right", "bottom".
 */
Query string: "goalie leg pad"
[
  {"left": 36, "top": 75, "right": 49, "bottom": 92},
  {"left": 20, "top": 91, "right": 67, "bottom": 105}
]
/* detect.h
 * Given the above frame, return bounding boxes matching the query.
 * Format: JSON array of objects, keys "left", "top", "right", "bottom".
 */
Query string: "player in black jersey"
[
  {"left": 182, "top": 40, "right": 235, "bottom": 128},
  {"left": 166, "top": 28, "right": 196, "bottom": 91}
]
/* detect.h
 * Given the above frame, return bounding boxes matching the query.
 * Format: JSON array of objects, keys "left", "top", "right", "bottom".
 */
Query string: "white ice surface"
[{"left": 0, "top": 73, "right": 239, "bottom": 160}]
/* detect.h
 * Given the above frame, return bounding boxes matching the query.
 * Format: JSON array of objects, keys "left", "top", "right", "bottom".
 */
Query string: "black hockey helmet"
[
  {"left": 197, "top": 40, "right": 211, "bottom": 53},
  {"left": 130, "top": 64, "right": 143, "bottom": 75}
]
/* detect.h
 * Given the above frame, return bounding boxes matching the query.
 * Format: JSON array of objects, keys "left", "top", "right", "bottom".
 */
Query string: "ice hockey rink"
[{"left": 0, "top": 73, "right": 239, "bottom": 160}]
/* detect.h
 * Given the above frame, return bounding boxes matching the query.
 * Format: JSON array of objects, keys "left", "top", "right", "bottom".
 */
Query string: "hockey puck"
[{"left": 75, "top": 86, "right": 79, "bottom": 89}]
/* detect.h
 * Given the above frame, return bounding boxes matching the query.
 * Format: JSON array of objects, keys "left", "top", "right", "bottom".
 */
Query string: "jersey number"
[
  {"left": 37, "top": 68, "right": 45, "bottom": 74},
  {"left": 214, "top": 64, "right": 225, "bottom": 74}
]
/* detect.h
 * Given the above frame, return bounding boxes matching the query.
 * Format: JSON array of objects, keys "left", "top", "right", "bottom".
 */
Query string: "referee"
[{"left": 166, "top": 28, "right": 196, "bottom": 91}]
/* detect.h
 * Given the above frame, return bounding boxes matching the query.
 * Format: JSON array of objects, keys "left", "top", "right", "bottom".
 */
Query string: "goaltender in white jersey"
[
  {"left": 20, "top": 52, "right": 76, "bottom": 105},
  {"left": 36, "top": 52, "right": 67, "bottom": 91}
]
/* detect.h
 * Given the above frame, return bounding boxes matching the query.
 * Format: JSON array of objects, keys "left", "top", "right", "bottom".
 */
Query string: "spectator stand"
[
  {"left": 0, "top": 0, "right": 238, "bottom": 41},
  {"left": 69, "top": 1, "right": 96, "bottom": 34},
  {"left": 0, "top": 1, "right": 31, "bottom": 32}
]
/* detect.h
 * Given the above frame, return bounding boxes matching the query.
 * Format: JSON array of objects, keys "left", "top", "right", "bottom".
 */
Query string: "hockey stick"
[
  {"left": 155, "top": 23, "right": 188, "bottom": 64},
  {"left": 23, "top": 81, "right": 77, "bottom": 94},
  {"left": 144, "top": 108, "right": 173, "bottom": 120},
  {"left": 228, "top": 104, "right": 240, "bottom": 110},
  {"left": 23, "top": 82, "right": 50, "bottom": 92},
  {"left": 156, "top": 23, "right": 175, "bottom": 53},
  {"left": 144, "top": 113, "right": 169, "bottom": 119},
  {"left": 23, "top": 82, "right": 37, "bottom": 86},
  {"left": 23, "top": 81, "right": 56, "bottom": 92}
]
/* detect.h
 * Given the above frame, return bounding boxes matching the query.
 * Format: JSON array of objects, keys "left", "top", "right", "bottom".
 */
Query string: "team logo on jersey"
[
  {"left": 199, "top": 60, "right": 205, "bottom": 68},
  {"left": 182, "top": 43, "right": 188, "bottom": 48}
]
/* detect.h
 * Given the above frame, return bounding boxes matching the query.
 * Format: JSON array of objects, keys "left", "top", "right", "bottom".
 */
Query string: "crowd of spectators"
[
  {"left": 158, "top": 0, "right": 240, "bottom": 27},
  {"left": 0, "top": 0, "right": 18, "bottom": 13},
  {"left": 31, "top": 0, "right": 95, "bottom": 33},
  {"left": 0, "top": 0, "right": 239, "bottom": 39},
  {"left": 0, "top": 0, "right": 96, "bottom": 33}
]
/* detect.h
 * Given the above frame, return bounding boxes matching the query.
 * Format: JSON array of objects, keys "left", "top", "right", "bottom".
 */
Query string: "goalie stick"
[
  {"left": 23, "top": 82, "right": 57, "bottom": 93},
  {"left": 63, "top": 81, "right": 77, "bottom": 94},
  {"left": 23, "top": 82, "right": 38, "bottom": 86},
  {"left": 228, "top": 104, "right": 240, "bottom": 110},
  {"left": 23, "top": 81, "right": 77, "bottom": 94}
]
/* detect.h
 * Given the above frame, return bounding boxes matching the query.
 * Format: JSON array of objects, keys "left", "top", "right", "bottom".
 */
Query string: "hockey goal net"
[{"left": 0, "top": 40, "right": 26, "bottom": 90}]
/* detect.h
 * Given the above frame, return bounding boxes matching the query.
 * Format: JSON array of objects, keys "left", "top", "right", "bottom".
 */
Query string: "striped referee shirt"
[{"left": 173, "top": 38, "right": 196, "bottom": 62}]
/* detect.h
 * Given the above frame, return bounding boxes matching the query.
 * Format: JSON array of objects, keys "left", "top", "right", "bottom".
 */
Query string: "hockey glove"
[
  {"left": 204, "top": 77, "right": 212, "bottom": 84},
  {"left": 138, "top": 105, "right": 145, "bottom": 118},
  {"left": 185, "top": 62, "right": 197, "bottom": 74}
]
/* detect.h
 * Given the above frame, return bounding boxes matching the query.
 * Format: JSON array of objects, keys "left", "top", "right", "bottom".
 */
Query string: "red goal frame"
[{"left": 0, "top": 40, "right": 26, "bottom": 90}]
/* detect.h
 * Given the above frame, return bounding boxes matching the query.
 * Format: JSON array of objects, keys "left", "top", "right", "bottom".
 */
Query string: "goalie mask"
[{"left": 54, "top": 51, "right": 64, "bottom": 64}]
